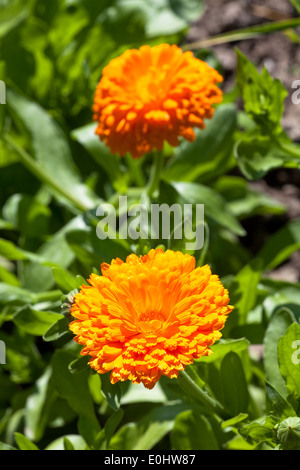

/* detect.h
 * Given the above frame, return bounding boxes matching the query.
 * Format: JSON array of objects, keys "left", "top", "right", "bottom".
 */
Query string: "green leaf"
[
  {"left": 52, "top": 267, "right": 79, "bottom": 294},
  {"left": 3, "top": 193, "right": 51, "bottom": 238},
  {"left": 14, "top": 433, "right": 39, "bottom": 450},
  {"left": 68, "top": 355, "right": 90, "bottom": 374},
  {"left": 219, "top": 352, "right": 249, "bottom": 416},
  {"left": 169, "top": 0, "right": 204, "bottom": 22},
  {"left": 110, "top": 404, "right": 188, "bottom": 450},
  {"left": 265, "top": 382, "right": 297, "bottom": 420},
  {"left": 290, "top": 0, "right": 300, "bottom": 13},
  {"left": 52, "top": 349, "right": 101, "bottom": 446},
  {"left": 43, "top": 316, "right": 71, "bottom": 342},
  {"left": 257, "top": 220, "right": 300, "bottom": 271},
  {"left": 228, "top": 260, "right": 262, "bottom": 328},
  {"left": 95, "top": 408, "right": 124, "bottom": 450},
  {"left": 13, "top": 307, "right": 62, "bottom": 336},
  {"left": 0, "top": 283, "right": 35, "bottom": 305},
  {"left": 63, "top": 437, "right": 75, "bottom": 451},
  {"left": 278, "top": 322, "right": 300, "bottom": 399},
  {"left": 263, "top": 307, "right": 295, "bottom": 397},
  {"left": 45, "top": 435, "right": 87, "bottom": 451},
  {"left": 20, "top": 218, "right": 79, "bottom": 293},
  {"left": 215, "top": 176, "right": 286, "bottom": 219},
  {"left": 171, "top": 410, "right": 219, "bottom": 450},
  {"left": 25, "top": 368, "right": 57, "bottom": 442},
  {"left": 100, "top": 372, "right": 123, "bottom": 411},
  {"left": 7, "top": 90, "right": 98, "bottom": 210},
  {"left": 170, "top": 181, "right": 246, "bottom": 236},
  {"left": 0, "top": 442, "right": 17, "bottom": 450},
  {"left": 0, "top": 238, "right": 27, "bottom": 261},
  {"left": 236, "top": 49, "right": 287, "bottom": 135},
  {"left": 163, "top": 104, "right": 237, "bottom": 183},
  {"left": 196, "top": 338, "right": 250, "bottom": 364},
  {"left": 235, "top": 136, "right": 300, "bottom": 181},
  {"left": 221, "top": 413, "right": 248, "bottom": 430},
  {"left": 71, "top": 123, "right": 125, "bottom": 188},
  {"left": 239, "top": 416, "right": 276, "bottom": 444}
]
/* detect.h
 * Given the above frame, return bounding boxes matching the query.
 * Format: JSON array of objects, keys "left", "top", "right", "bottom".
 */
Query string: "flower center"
[
  {"left": 138, "top": 311, "right": 166, "bottom": 334},
  {"left": 135, "top": 66, "right": 170, "bottom": 104}
]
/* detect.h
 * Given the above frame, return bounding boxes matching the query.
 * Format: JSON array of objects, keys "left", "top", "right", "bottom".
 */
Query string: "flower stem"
[
  {"left": 147, "top": 152, "right": 164, "bottom": 198},
  {"left": 177, "top": 370, "right": 228, "bottom": 419}
]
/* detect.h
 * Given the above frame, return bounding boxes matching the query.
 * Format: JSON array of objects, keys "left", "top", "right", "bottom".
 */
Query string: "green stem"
[
  {"left": 183, "top": 17, "right": 300, "bottom": 51},
  {"left": 177, "top": 370, "right": 228, "bottom": 419},
  {"left": 147, "top": 152, "right": 164, "bottom": 198},
  {"left": 4, "top": 135, "right": 89, "bottom": 212}
]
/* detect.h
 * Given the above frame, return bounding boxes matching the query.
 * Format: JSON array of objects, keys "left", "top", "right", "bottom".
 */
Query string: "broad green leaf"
[
  {"left": 196, "top": 338, "right": 250, "bottom": 364},
  {"left": 14, "top": 433, "right": 39, "bottom": 450},
  {"left": 278, "top": 322, "right": 300, "bottom": 399},
  {"left": 0, "top": 442, "right": 17, "bottom": 450},
  {"left": 7, "top": 90, "right": 98, "bottom": 210},
  {"left": 0, "top": 283, "right": 35, "bottom": 305},
  {"left": 100, "top": 372, "right": 123, "bottom": 411},
  {"left": 220, "top": 352, "right": 249, "bottom": 416},
  {"left": 95, "top": 408, "right": 124, "bottom": 450},
  {"left": 163, "top": 104, "right": 237, "bottom": 183},
  {"left": 169, "top": 0, "right": 204, "bottom": 22},
  {"left": 110, "top": 404, "right": 189, "bottom": 451},
  {"left": 215, "top": 176, "right": 286, "bottom": 219},
  {"left": 170, "top": 181, "right": 245, "bottom": 236},
  {"left": 265, "top": 382, "right": 297, "bottom": 420},
  {"left": 45, "top": 435, "right": 87, "bottom": 451},
  {"left": 43, "top": 316, "right": 71, "bottom": 342},
  {"left": 3, "top": 193, "right": 51, "bottom": 238},
  {"left": 0, "top": 238, "right": 27, "bottom": 261},
  {"left": 171, "top": 410, "right": 219, "bottom": 450},
  {"left": 52, "top": 349, "right": 101, "bottom": 446},
  {"left": 0, "top": 0, "right": 27, "bottom": 38},
  {"left": 239, "top": 416, "right": 276, "bottom": 444},
  {"left": 0, "top": 264, "right": 20, "bottom": 286},
  {"left": 52, "top": 267, "right": 79, "bottom": 294},
  {"left": 25, "top": 367, "right": 57, "bottom": 442},
  {"left": 63, "top": 437, "right": 75, "bottom": 451},
  {"left": 263, "top": 287, "right": 300, "bottom": 321},
  {"left": 258, "top": 220, "right": 300, "bottom": 271},
  {"left": 68, "top": 355, "right": 90, "bottom": 374},
  {"left": 21, "top": 217, "right": 80, "bottom": 292},
  {"left": 227, "top": 261, "right": 262, "bottom": 328},
  {"left": 263, "top": 307, "right": 295, "bottom": 397},
  {"left": 71, "top": 124, "right": 125, "bottom": 188},
  {"left": 13, "top": 307, "right": 62, "bottom": 336},
  {"left": 235, "top": 136, "right": 300, "bottom": 181}
]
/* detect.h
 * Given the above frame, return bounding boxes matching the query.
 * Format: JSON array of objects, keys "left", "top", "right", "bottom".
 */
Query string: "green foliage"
[{"left": 0, "top": 0, "right": 300, "bottom": 452}]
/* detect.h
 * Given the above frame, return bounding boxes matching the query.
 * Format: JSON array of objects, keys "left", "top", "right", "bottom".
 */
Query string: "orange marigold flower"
[
  {"left": 69, "top": 249, "right": 233, "bottom": 389},
  {"left": 93, "top": 44, "right": 223, "bottom": 159}
]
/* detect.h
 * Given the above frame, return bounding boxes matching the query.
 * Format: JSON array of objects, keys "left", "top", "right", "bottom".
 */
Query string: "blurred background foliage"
[{"left": 0, "top": 0, "right": 300, "bottom": 451}]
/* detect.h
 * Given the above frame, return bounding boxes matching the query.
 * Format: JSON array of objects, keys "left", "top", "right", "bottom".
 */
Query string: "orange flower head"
[
  {"left": 93, "top": 44, "right": 223, "bottom": 158},
  {"left": 69, "top": 249, "right": 233, "bottom": 389}
]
